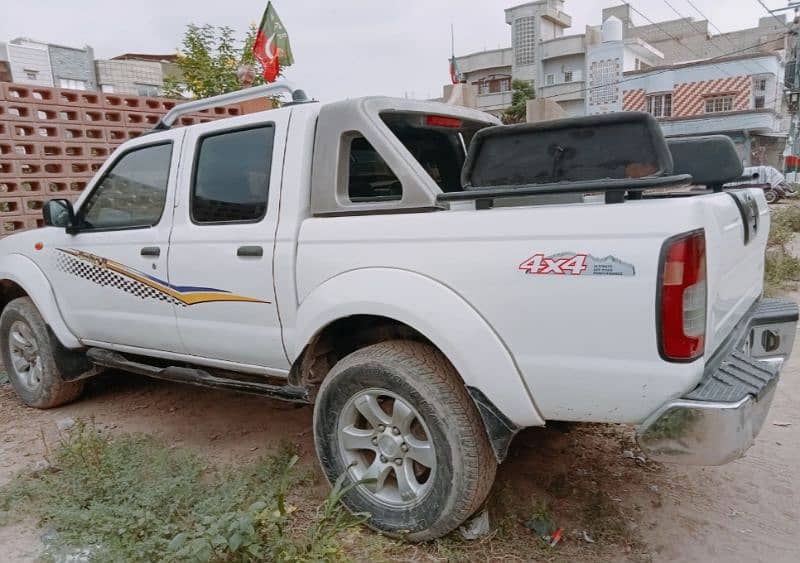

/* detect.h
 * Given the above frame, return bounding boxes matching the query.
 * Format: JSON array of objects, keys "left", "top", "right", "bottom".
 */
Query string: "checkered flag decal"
[{"left": 54, "top": 251, "right": 186, "bottom": 307}]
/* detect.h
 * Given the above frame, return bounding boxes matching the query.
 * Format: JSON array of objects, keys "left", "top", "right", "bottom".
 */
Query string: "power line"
[
  {"left": 543, "top": 34, "right": 787, "bottom": 100},
  {"left": 755, "top": 0, "right": 793, "bottom": 30},
  {"left": 681, "top": 0, "right": 775, "bottom": 76},
  {"left": 629, "top": 2, "right": 733, "bottom": 75}
]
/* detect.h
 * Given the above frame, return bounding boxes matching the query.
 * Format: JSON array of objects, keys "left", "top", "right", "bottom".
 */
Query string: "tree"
[
  {"left": 163, "top": 24, "right": 266, "bottom": 99},
  {"left": 502, "top": 79, "right": 536, "bottom": 124}
]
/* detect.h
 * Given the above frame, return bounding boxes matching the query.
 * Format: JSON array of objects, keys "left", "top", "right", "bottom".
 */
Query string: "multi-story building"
[
  {"left": 587, "top": 17, "right": 787, "bottom": 167},
  {"left": 0, "top": 40, "right": 181, "bottom": 97},
  {"left": 445, "top": 1, "right": 791, "bottom": 165},
  {"left": 0, "top": 38, "right": 97, "bottom": 90},
  {"left": 95, "top": 53, "right": 182, "bottom": 96}
]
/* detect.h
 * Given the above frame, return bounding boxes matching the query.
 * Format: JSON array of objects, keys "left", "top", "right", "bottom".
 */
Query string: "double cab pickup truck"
[{"left": 0, "top": 82, "right": 796, "bottom": 540}]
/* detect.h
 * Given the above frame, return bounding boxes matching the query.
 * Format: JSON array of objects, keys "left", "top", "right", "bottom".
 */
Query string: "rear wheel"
[
  {"left": 313, "top": 340, "right": 496, "bottom": 541},
  {"left": 0, "top": 297, "right": 85, "bottom": 408}
]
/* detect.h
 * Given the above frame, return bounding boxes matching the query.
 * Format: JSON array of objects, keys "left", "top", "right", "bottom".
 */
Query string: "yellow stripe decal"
[{"left": 58, "top": 248, "right": 269, "bottom": 306}]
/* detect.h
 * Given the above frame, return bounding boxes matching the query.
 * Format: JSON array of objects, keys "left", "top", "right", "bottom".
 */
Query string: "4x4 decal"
[
  {"left": 54, "top": 248, "right": 269, "bottom": 306},
  {"left": 519, "top": 252, "right": 635, "bottom": 276}
]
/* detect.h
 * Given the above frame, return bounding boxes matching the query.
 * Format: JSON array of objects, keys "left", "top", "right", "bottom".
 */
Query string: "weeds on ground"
[
  {"left": 0, "top": 371, "right": 7, "bottom": 385},
  {"left": 0, "top": 420, "right": 361, "bottom": 562},
  {"left": 765, "top": 204, "right": 800, "bottom": 295}
]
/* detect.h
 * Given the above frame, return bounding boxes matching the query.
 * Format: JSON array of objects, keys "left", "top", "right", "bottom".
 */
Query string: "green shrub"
[{"left": 0, "top": 420, "right": 360, "bottom": 562}]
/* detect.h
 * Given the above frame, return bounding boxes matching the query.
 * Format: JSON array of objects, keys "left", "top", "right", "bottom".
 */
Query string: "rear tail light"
[{"left": 658, "top": 229, "right": 706, "bottom": 361}]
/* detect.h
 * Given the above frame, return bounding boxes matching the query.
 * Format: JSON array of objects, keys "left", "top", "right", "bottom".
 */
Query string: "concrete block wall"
[{"left": 0, "top": 82, "right": 241, "bottom": 237}]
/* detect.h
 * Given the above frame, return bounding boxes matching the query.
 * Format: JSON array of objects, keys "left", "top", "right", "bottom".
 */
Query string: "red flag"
[
  {"left": 253, "top": 2, "right": 294, "bottom": 82},
  {"left": 449, "top": 57, "right": 459, "bottom": 85}
]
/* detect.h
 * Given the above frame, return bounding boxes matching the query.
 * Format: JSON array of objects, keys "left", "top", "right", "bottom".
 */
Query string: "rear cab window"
[{"left": 379, "top": 112, "right": 489, "bottom": 193}]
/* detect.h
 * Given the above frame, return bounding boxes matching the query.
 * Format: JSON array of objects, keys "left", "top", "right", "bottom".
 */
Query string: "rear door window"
[{"left": 192, "top": 125, "right": 275, "bottom": 223}]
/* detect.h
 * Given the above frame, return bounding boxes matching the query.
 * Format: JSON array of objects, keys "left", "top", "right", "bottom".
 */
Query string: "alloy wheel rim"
[
  {"left": 337, "top": 388, "right": 437, "bottom": 508},
  {"left": 8, "top": 320, "right": 43, "bottom": 391}
]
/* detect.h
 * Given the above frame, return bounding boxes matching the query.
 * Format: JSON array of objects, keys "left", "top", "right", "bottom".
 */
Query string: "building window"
[
  {"left": 704, "top": 96, "right": 733, "bottom": 113},
  {"left": 755, "top": 96, "right": 765, "bottom": 108},
  {"left": 136, "top": 84, "right": 160, "bottom": 97},
  {"left": 754, "top": 78, "right": 767, "bottom": 91},
  {"left": 546, "top": 74, "right": 555, "bottom": 86},
  {"left": 513, "top": 16, "right": 536, "bottom": 66},
  {"left": 564, "top": 70, "right": 573, "bottom": 83},
  {"left": 647, "top": 93, "right": 672, "bottom": 118},
  {"left": 475, "top": 76, "right": 512, "bottom": 95},
  {"left": 24, "top": 69, "right": 38, "bottom": 81},
  {"left": 59, "top": 78, "right": 87, "bottom": 91},
  {"left": 101, "top": 84, "right": 115, "bottom": 93}
]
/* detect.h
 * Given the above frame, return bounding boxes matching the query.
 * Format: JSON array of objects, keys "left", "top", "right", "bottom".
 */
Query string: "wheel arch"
[
  {"left": 0, "top": 254, "right": 81, "bottom": 349},
  {"left": 292, "top": 268, "right": 544, "bottom": 433}
]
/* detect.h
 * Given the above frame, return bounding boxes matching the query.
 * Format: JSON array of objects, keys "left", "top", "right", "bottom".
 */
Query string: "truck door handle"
[
  {"left": 237, "top": 245, "right": 263, "bottom": 257},
  {"left": 140, "top": 246, "right": 160, "bottom": 257}
]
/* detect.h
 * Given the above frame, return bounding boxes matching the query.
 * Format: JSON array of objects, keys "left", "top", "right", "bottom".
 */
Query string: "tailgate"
[{"left": 704, "top": 188, "right": 769, "bottom": 355}]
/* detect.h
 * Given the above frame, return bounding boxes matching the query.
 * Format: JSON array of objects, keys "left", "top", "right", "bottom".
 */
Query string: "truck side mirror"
[{"left": 42, "top": 199, "right": 76, "bottom": 229}]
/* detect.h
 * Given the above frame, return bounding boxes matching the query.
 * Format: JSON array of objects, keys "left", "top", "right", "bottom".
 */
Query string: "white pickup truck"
[{"left": 0, "top": 82, "right": 796, "bottom": 540}]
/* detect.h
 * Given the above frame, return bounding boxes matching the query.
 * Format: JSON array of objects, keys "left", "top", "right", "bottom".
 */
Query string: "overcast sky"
[{"left": 1, "top": 0, "right": 791, "bottom": 101}]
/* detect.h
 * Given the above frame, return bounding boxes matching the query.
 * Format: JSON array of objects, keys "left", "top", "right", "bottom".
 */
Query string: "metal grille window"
[
  {"left": 754, "top": 78, "right": 767, "bottom": 91},
  {"left": 646, "top": 93, "right": 672, "bottom": 118},
  {"left": 564, "top": 71, "right": 573, "bottom": 83},
  {"left": 546, "top": 74, "right": 555, "bottom": 86},
  {"left": 589, "top": 59, "right": 620, "bottom": 105},
  {"left": 704, "top": 96, "right": 733, "bottom": 113},
  {"left": 513, "top": 17, "right": 536, "bottom": 66}
]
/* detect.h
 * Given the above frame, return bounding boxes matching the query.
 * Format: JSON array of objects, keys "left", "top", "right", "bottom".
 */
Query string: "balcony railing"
[
  {"left": 540, "top": 35, "right": 585, "bottom": 60},
  {"left": 475, "top": 91, "right": 514, "bottom": 110}
]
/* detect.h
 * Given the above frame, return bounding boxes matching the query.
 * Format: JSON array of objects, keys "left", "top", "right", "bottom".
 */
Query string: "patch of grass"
[
  {"left": 765, "top": 204, "right": 800, "bottom": 296},
  {"left": 0, "top": 371, "right": 8, "bottom": 385},
  {"left": 0, "top": 420, "right": 361, "bottom": 562},
  {"left": 773, "top": 204, "right": 800, "bottom": 233}
]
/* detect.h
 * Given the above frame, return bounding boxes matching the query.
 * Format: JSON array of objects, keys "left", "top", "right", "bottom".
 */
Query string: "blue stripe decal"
[{"left": 141, "top": 272, "right": 228, "bottom": 294}]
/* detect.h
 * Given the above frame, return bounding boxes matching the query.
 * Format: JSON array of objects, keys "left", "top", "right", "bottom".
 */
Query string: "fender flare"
[
  {"left": 0, "top": 253, "right": 81, "bottom": 349},
  {"left": 294, "top": 268, "right": 544, "bottom": 428}
]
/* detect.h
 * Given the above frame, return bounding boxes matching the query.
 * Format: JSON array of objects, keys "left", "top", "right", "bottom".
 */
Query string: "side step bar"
[{"left": 86, "top": 348, "right": 310, "bottom": 404}]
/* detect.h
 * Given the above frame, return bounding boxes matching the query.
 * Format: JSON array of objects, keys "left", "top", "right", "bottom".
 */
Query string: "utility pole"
[{"left": 772, "top": 3, "right": 800, "bottom": 161}]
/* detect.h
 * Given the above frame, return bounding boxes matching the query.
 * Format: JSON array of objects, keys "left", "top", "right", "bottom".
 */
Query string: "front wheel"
[
  {"left": 0, "top": 297, "right": 85, "bottom": 408},
  {"left": 764, "top": 188, "right": 779, "bottom": 204},
  {"left": 313, "top": 340, "right": 496, "bottom": 541}
]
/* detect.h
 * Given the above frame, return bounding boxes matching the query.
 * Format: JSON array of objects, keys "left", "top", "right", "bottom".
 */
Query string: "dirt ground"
[{"left": 1, "top": 316, "right": 799, "bottom": 562}]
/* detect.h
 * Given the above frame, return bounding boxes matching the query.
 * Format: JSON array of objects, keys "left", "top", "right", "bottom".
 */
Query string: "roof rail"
[{"left": 152, "top": 81, "right": 309, "bottom": 131}]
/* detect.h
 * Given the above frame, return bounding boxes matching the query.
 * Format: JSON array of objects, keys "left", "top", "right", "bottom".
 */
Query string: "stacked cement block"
[{"left": 0, "top": 82, "right": 241, "bottom": 237}]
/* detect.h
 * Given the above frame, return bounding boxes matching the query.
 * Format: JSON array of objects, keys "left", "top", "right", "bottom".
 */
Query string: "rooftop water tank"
[{"left": 602, "top": 16, "right": 623, "bottom": 43}]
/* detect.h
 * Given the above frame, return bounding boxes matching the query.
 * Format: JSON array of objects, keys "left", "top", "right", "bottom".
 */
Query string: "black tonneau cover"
[{"left": 438, "top": 112, "right": 744, "bottom": 206}]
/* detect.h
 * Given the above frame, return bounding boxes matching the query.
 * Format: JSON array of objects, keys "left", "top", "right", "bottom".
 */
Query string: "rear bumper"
[{"left": 636, "top": 298, "right": 798, "bottom": 466}]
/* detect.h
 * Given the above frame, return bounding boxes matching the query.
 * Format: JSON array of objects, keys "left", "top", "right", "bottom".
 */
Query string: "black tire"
[
  {"left": 0, "top": 297, "right": 85, "bottom": 408},
  {"left": 313, "top": 340, "right": 496, "bottom": 541},
  {"left": 764, "top": 189, "right": 779, "bottom": 204}
]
